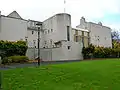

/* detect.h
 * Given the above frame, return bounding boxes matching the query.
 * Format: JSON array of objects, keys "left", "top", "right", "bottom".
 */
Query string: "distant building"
[{"left": 76, "top": 17, "right": 112, "bottom": 47}]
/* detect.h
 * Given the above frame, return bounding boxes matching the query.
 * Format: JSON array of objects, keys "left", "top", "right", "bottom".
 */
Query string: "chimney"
[{"left": 80, "top": 16, "right": 86, "bottom": 25}]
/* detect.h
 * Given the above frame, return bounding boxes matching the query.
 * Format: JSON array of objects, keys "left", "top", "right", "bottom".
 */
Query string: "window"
[
  {"left": 48, "top": 30, "right": 50, "bottom": 33},
  {"left": 67, "top": 26, "right": 70, "bottom": 41},
  {"left": 68, "top": 46, "right": 71, "bottom": 50},
  {"left": 82, "top": 31, "right": 84, "bottom": 36},
  {"left": 25, "top": 39, "right": 27, "bottom": 42},
  {"left": 51, "top": 29, "right": 53, "bottom": 32},
  {"left": 87, "top": 32, "right": 89, "bottom": 37},
  {"left": 76, "top": 36, "right": 79, "bottom": 42},
  {"left": 32, "top": 31, "right": 34, "bottom": 34}
]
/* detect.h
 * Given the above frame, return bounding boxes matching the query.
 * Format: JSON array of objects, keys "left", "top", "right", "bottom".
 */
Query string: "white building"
[
  {"left": 76, "top": 17, "right": 112, "bottom": 47},
  {"left": 0, "top": 11, "right": 27, "bottom": 41},
  {"left": 0, "top": 11, "right": 112, "bottom": 60}
]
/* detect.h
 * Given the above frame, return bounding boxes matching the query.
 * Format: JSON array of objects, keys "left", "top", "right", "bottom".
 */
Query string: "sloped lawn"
[{"left": 1, "top": 59, "right": 120, "bottom": 90}]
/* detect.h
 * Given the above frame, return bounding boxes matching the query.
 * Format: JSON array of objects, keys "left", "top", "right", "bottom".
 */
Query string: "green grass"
[{"left": 1, "top": 59, "right": 120, "bottom": 90}]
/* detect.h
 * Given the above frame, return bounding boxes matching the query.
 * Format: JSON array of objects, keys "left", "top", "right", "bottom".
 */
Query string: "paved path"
[{"left": 0, "top": 60, "right": 80, "bottom": 70}]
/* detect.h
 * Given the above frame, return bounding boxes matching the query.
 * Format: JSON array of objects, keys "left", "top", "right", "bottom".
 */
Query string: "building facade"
[
  {"left": 76, "top": 17, "right": 112, "bottom": 47},
  {"left": 0, "top": 11, "right": 27, "bottom": 41},
  {"left": 0, "top": 11, "right": 112, "bottom": 60}
]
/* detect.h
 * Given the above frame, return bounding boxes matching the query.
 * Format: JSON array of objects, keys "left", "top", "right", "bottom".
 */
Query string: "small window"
[
  {"left": 51, "top": 29, "right": 53, "bottom": 32},
  {"left": 68, "top": 46, "right": 71, "bottom": 50},
  {"left": 25, "top": 39, "right": 27, "bottom": 42},
  {"left": 32, "top": 31, "right": 34, "bottom": 34},
  {"left": 48, "top": 30, "right": 50, "bottom": 33},
  {"left": 82, "top": 31, "right": 84, "bottom": 36},
  {"left": 76, "top": 36, "right": 79, "bottom": 42}
]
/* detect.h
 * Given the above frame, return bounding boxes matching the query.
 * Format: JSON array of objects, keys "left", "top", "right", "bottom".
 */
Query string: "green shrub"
[
  {"left": 82, "top": 43, "right": 120, "bottom": 59},
  {"left": 0, "top": 40, "right": 28, "bottom": 58},
  {"left": 8, "top": 56, "right": 29, "bottom": 63},
  {"left": 82, "top": 44, "right": 95, "bottom": 59}
]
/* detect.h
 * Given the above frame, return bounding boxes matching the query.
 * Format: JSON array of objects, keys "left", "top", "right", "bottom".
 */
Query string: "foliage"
[
  {"left": 82, "top": 44, "right": 95, "bottom": 59},
  {"left": 2, "top": 59, "right": 120, "bottom": 90},
  {"left": 0, "top": 40, "right": 28, "bottom": 59},
  {"left": 2, "top": 56, "right": 29, "bottom": 64},
  {"left": 111, "top": 31, "right": 119, "bottom": 40},
  {"left": 8, "top": 56, "right": 29, "bottom": 63},
  {"left": 82, "top": 41, "right": 120, "bottom": 59}
]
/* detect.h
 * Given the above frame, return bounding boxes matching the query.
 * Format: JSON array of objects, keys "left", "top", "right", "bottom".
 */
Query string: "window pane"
[
  {"left": 32, "top": 31, "right": 34, "bottom": 34},
  {"left": 67, "top": 26, "right": 70, "bottom": 41}
]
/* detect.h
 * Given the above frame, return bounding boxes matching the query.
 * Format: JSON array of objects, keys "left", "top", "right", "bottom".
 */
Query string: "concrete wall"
[
  {"left": 26, "top": 41, "right": 83, "bottom": 61},
  {"left": 0, "top": 16, "right": 27, "bottom": 41}
]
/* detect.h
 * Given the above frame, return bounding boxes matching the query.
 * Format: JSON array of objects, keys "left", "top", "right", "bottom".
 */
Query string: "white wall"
[
  {"left": 88, "top": 23, "right": 112, "bottom": 47},
  {"left": 27, "top": 29, "right": 43, "bottom": 48},
  {"left": 42, "top": 13, "right": 72, "bottom": 48},
  {"left": 0, "top": 16, "right": 27, "bottom": 41},
  {"left": 26, "top": 41, "right": 83, "bottom": 61}
]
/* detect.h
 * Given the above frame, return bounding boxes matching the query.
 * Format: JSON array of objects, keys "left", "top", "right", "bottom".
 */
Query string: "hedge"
[
  {"left": 0, "top": 40, "right": 28, "bottom": 59},
  {"left": 2, "top": 56, "right": 29, "bottom": 64},
  {"left": 82, "top": 43, "right": 120, "bottom": 59}
]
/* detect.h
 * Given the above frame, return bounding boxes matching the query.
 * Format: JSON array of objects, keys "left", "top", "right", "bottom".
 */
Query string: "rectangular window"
[
  {"left": 51, "top": 29, "right": 53, "bottom": 32},
  {"left": 82, "top": 31, "right": 84, "bottom": 36},
  {"left": 87, "top": 32, "right": 89, "bottom": 37},
  {"left": 68, "top": 46, "right": 71, "bottom": 50},
  {"left": 48, "top": 30, "right": 50, "bottom": 33},
  {"left": 67, "top": 26, "right": 70, "bottom": 41},
  {"left": 32, "top": 31, "right": 34, "bottom": 34},
  {"left": 76, "top": 36, "right": 78, "bottom": 42}
]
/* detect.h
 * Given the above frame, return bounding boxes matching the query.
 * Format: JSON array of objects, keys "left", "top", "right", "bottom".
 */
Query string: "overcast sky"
[{"left": 0, "top": 0, "right": 120, "bottom": 31}]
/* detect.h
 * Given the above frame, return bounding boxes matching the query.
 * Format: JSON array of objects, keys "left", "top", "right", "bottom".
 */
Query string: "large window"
[{"left": 67, "top": 26, "right": 70, "bottom": 41}]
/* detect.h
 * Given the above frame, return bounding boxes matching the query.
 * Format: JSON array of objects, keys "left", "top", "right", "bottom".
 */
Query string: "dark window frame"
[{"left": 67, "top": 26, "right": 70, "bottom": 41}]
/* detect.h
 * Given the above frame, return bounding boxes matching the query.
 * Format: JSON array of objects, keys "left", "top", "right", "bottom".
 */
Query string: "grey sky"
[{"left": 0, "top": 0, "right": 120, "bottom": 30}]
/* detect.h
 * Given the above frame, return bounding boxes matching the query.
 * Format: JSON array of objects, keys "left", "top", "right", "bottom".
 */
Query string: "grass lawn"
[{"left": 1, "top": 59, "right": 120, "bottom": 90}]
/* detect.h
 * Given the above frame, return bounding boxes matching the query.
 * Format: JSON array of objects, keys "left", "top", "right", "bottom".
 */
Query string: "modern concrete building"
[{"left": 0, "top": 11, "right": 112, "bottom": 60}]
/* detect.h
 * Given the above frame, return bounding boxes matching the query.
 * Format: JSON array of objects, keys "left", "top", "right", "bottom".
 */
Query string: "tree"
[{"left": 111, "top": 31, "right": 119, "bottom": 41}]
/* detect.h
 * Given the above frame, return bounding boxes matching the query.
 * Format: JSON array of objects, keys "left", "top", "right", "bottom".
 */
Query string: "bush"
[
  {"left": 0, "top": 40, "right": 28, "bottom": 58},
  {"left": 82, "top": 44, "right": 95, "bottom": 59},
  {"left": 82, "top": 44, "right": 120, "bottom": 59},
  {"left": 8, "top": 56, "right": 29, "bottom": 63}
]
